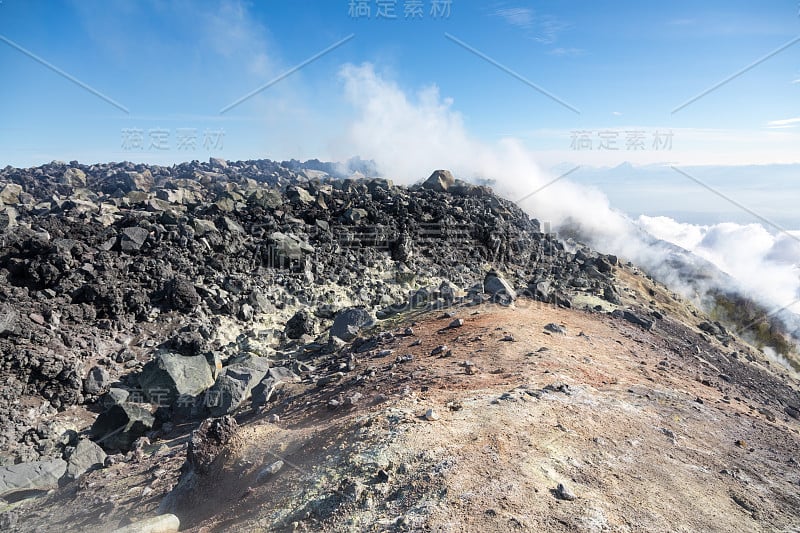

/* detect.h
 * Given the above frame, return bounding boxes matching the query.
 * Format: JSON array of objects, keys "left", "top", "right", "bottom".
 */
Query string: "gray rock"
[
  {"left": 533, "top": 280, "right": 553, "bottom": 302},
  {"left": 603, "top": 285, "right": 620, "bottom": 304},
  {"left": 268, "top": 366, "right": 300, "bottom": 382},
  {"left": 343, "top": 208, "right": 368, "bottom": 224},
  {"left": 100, "top": 387, "right": 130, "bottom": 410},
  {"left": 0, "top": 206, "right": 18, "bottom": 230},
  {"left": 269, "top": 231, "right": 314, "bottom": 259},
  {"left": 91, "top": 403, "right": 155, "bottom": 451},
  {"left": 61, "top": 168, "right": 86, "bottom": 187},
  {"left": 0, "top": 459, "right": 67, "bottom": 498},
  {"left": 109, "top": 513, "right": 180, "bottom": 533},
  {"left": 238, "top": 303, "right": 254, "bottom": 321},
  {"left": 192, "top": 218, "right": 218, "bottom": 236},
  {"left": 424, "top": 408, "right": 440, "bottom": 421},
  {"left": 0, "top": 183, "right": 23, "bottom": 205},
  {"left": 121, "top": 170, "right": 154, "bottom": 192},
  {"left": 287, "top": 186, "right": 314, "bottom": 204},
  {"left": 222, "top": 216, "right": 245, "bottom": 234},
  {"left": 555, "top": 482, "right": 576, "bottom": 501},
  {"left": 251, "top": 366, "right": 299, "bottom": 408},
  {"left": 420, "top": 169, "right": 455, "bottom": 192},
  {"left": 156, "top": 188, "right": 186, "bottom": 204},
  {"left": 0, "top": 304, "right": 18, "bottom": 336},
  {"left": 285, "top": 309, "right": 316, "bottom": 339},
  {"left": 251, "top": 377, "right": 278, "bottom": 408},
  {"left": 544, "top": 323, "right": 566, "bottom": 335},
  {"left": 249, "top": 188, "right": 283, "bottom": 209},
  {"left": 484, "top": 271, "right": 517, "bottom": 303},
  {"left": 120, "top": 226, "right": 149, "bottom": 252},
  {"left": 64, "top": 438, "right": 107, "bottom": 480},
  {"left": 431, "top": 345, "right": 449, "bottom": 356},
  {"left": 209, "top": 157, "right": 228, "bottom": 169},
  {"left": 439, "top": 280, "right": 458, "bottom": 305},
  {"left": 330, "top": 307, "right": 375, "bottom": 342},
  {"left": 613, "top": 309, "right": 654, "bottom": 330},
  {"left": 83, "top": 365, "right": 111, "bottom": 395},
  {"left": 207, "top": 356, "right": 270, "bottom": 417},
  {"left": 139, "top": 352, "right": 215, "bottom": 407},
  {"left": 256, "top": 460, "right": 284, "bottom": 482}
]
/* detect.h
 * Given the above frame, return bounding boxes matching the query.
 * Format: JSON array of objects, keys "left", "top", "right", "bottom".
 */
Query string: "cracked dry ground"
[{"left": 16, "top": 300, "right": 800, "bottom": 532}]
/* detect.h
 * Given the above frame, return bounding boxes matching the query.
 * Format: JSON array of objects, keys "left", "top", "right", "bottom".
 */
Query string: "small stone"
[
  {"left": 431, "top": 345, "right": 449, "bottom": 356},
  {"left": 544, "top": 323, "right": 566, "bottom": 335},
  {"left": 555, "top": 482, "right": 576, "bottom": 501},
  {"left": 268, "top": 414, "right": 280, "bottom": 423},
  {"left": 500, "top": 334, "right": 515, "bottom": 342},
  {"left": 109, "top": 513, "right": 180, "bottom": 533},
  {"left": 448, "top": 318, "right": 464, "bottom": 329},
  {"left": 446, "top": 400, "right": 463, "bottom": 411},
  {"left": 424, "top": 409, "right": 440, "bottom": 421},
  {"left": 256, "top": 460, "right": 284, "bottom": 482},
  {"left": 83, "top": 365, "right": 111, "bottom": 395},
  {"left": 345, "top": 392, "right": 363, "bottom": 407}
]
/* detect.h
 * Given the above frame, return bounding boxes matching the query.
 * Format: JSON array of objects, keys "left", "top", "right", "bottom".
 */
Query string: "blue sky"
[{"left": 1, "top": 0, "right": 799, "bottom": 171}]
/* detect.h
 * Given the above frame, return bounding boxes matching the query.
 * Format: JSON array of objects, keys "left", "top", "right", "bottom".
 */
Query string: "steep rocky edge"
[{"left": 0, "top": 160, "right": 798, "bottom": 531}]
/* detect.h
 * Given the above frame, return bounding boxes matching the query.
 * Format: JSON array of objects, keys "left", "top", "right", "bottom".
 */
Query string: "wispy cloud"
[
  {"left": 766, "top": 117, "right": 800, "bottom": 128},
  {"left": 612, "top": 111, "right": 623, "bottom": 116},
  {"left": 548, "top": 47, "right": 583, "bottom": 57},
  {"left": 792, "top": 79, "right": 800, "bottom": 84},
  {"left": 493, "top": 7, "right": 535, "bottom": 31},
  {"left": 491, "top": 6, "right": 569, "bottom": 44}
]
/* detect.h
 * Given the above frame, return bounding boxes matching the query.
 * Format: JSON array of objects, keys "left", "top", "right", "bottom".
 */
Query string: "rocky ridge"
[
  {"left": 1, "top": 159, "right": 798, "bottom": 532},
  {"left": 0, "top": 160, "right": 617, "bottom": 464}
]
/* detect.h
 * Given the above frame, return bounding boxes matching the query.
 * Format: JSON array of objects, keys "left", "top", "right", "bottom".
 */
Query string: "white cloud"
[
  {"left": 493, "top": 7, "right": 535, "bottom": 31},
  {"left": 611, "top": 111, "right": 623, "bottom": 116},
  {"left": 766, "top": 117, "right": 800, "bottom": 128},
  {"left": 548, "top": 47, "right": 584, "bottom": 57},
  {"left": 491, "top": 7, "right": 569, "bottom": 44},
  {"left": 333, "top": 63, "right": 800, "bottom": 325},
  {"left": 639, "top": 216, "right": 800, "bottom": 314}
]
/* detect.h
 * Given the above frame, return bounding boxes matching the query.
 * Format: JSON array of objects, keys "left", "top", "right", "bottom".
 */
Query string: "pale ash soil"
[
  {"left": 12, "top": 287, "right": 800, "bottom": 532},
  {"left": 175, "top": 299, "right": 800, "bottom": 533}
]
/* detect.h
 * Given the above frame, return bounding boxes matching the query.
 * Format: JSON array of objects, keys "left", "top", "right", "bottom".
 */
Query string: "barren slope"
[{"left": 14, "top": 267, "right": 800, "bottom": 532}]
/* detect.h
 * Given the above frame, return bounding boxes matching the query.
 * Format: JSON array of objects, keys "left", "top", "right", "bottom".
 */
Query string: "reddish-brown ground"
[{"left": 12, "top": 294, "right": 800, "bottom": 532}]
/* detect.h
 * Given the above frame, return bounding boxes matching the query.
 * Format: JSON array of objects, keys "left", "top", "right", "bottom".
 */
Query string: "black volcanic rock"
[
  {"left": 285, "top": 309, "right": 316, "bottom": 339},
  {"left": 90, "top": 403, "right": 154, "bottom": 452},
  {"left": 0, "top": 158, "right": 621, "bottom": 463}
]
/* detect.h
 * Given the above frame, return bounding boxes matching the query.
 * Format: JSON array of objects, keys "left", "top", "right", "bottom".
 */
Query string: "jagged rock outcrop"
[{"left": 0, "top": 158, "right": 619, "bottom": 464}]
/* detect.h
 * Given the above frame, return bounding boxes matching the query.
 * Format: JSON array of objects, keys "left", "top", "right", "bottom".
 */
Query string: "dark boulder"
[
  {"left": 91, "top": 403, "right": 155, "bottom": 451},
  {"left": 330, "top": 308, "right": 375, "bottom": 342}
]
